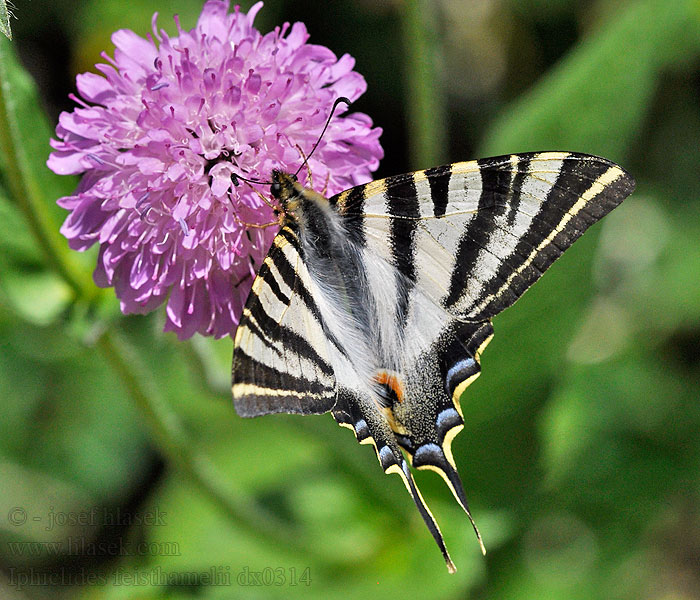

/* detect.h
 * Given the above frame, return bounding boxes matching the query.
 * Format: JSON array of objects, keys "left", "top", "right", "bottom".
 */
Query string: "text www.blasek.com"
[{"left": 7, "top": 539, "right": 180, "bottom": 558}]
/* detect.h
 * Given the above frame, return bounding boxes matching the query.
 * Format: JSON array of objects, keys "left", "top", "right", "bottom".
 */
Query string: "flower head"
[{"left": 49, "top": 0, "right": 383, "bottom": 339}]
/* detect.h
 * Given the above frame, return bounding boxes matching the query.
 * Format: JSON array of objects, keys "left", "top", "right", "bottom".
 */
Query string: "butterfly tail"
[
  {"left": 333, "top": 388, "right": 457, "bottom": 573},
  {"left": 393, "top": 321, "right": 494, "bottom": 554},
  {"left": 395, "top": 458, "right": 457, "bottom": 573},
  {"left": 412, "top": 443, "right": 486, "bottom": 555}
]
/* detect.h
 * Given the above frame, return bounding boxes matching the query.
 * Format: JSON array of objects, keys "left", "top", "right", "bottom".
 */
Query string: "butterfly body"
[{"left": 232, "top": 152, "right": 635, "bottom": 572}]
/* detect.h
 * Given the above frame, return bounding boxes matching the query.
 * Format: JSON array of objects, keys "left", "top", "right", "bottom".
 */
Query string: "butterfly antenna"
[
  {"left": 232, "top": 173, "right": 272, "bottom": 186},
  {"left": 294, "top": 96, "right": 351, "bottom": 177}
]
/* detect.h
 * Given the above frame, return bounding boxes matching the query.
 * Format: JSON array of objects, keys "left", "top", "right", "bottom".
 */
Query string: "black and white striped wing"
[
  {"left": 232, "top": 226, "right": 337, "bottom": 417},
  {"left": 332, "top": 151, "right": 635, "bottom": 322},
  {"left": 327, "top": 152, "right": 634, "bottom": 563},
  {"left": 230, "top": 151, "right": 635, "bottom": 571}
]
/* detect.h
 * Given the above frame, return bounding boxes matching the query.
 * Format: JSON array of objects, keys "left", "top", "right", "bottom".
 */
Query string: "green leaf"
[
  {"left": 0, "top": 158, "right": 69, "bottom": 327},
  {"left": 480, "top": 0, "right": 700, "bottom": 160},
  {"left": 0, "top": 268, "right": 71, "bottom": 326}
]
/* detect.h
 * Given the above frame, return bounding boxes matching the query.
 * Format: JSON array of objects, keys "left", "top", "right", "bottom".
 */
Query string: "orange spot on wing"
[{"left": 373, "top": 370, "right": 405, "bottom": 403}]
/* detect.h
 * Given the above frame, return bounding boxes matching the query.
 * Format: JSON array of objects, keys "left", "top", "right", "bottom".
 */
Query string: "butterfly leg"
[{"left": 294, "top": 144, "right": 313, "bottom": 188}]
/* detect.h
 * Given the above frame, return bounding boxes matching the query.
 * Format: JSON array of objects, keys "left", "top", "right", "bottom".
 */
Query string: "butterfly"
[{"left": 231, "top": 151, "right": 635, "bottom": 572}]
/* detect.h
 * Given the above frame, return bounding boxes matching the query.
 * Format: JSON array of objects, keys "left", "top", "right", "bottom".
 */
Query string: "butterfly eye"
[{"left": 270, "top": 182, "right": 282, "bottom": 198}]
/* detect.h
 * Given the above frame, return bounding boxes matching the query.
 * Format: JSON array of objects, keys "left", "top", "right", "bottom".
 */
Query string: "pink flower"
[{"left": 48, "top": 0, "right": 383, "bottom": 339}]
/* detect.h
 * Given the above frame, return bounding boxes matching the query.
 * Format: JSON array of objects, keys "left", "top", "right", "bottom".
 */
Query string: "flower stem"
[
  {"left": 0, "top": 38, "right": 97, "bottom": 302},
  {"left": 399, "top": 0, "right": 448, "bottom": 169},
  {"left": 97, "top": 329, "right": 330, "bottom": 560}
]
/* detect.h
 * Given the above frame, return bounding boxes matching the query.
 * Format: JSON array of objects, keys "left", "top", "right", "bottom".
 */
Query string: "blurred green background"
[{"left": 1, "top": 0, "right": 700, "bottom": 598}]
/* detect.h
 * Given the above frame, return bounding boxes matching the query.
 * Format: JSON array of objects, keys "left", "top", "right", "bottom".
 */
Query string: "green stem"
[
  {"left": 399, "top": 0, "right": 448, "bottom": 168},
  {"left": 0, "top": 39, "right": 96, "bottom": 301},
  {"left": 97, "top": 329, "right": 331, "bottom": 560}
]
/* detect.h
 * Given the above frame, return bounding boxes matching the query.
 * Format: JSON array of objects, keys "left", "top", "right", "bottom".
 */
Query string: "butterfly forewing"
[{"left": 332, "top": 151, "right": 635, "bottom": 320}]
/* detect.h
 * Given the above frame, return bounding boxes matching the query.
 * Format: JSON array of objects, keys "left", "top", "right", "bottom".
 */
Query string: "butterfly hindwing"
[
  {"left": 331, "top": 318, "right": 496, "bottom": 568},
  {"left": 332, "top": 386, "right": 459, "bottom": 572}
]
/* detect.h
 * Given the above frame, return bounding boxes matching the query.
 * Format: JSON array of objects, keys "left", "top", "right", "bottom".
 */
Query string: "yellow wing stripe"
[{"left": 469, "top": 165, "right": 625, "bottom": 316}]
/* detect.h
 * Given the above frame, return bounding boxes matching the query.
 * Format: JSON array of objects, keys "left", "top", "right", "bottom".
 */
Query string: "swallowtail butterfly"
[{"left": 231, "top": 151, "right": 635, "bottom": 572}]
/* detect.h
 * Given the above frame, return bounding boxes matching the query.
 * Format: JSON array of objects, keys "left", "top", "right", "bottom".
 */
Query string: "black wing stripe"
[
  {"left": 236, "top": 307, "right": 284, "bottom": 358},
  {"left": 332, "top": 185, "right": 368, "bottom": 247},
  {"left": 451, "top": 225, "right": 528, "bottom": 311},
  {"left": 252, "top": 259, "right": 291, "bottom": 308},
  {"left": 266, "top": 228, "right": 303, "bottom": 295},
  {"left": 234, "top": 352, "right": 335, "bottom": 417},
  {"left": 244, "top": 294, "right": 334, "bottom": 378},
  {"left": 385, "top": 173, "right": 420, "bottom": 325},
  {"left": 234, "top": 350, "right": 333, "bottom": 392},
  {"left": 541, "top": 155, "right": 612, "bottom": 215},
  {"left": 443, "top": 157, "right": 512, "bottom": 309},
  {"left": 425, "top": 165, "right": 451, "bottom": 217},
  {"left": 504, "top": 154, "right": 532, "bottom": 225}
]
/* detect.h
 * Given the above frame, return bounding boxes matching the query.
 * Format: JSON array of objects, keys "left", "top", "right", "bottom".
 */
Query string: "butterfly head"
[{"left": 270, "top": 170, "right": 299, "bottom": 204}]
